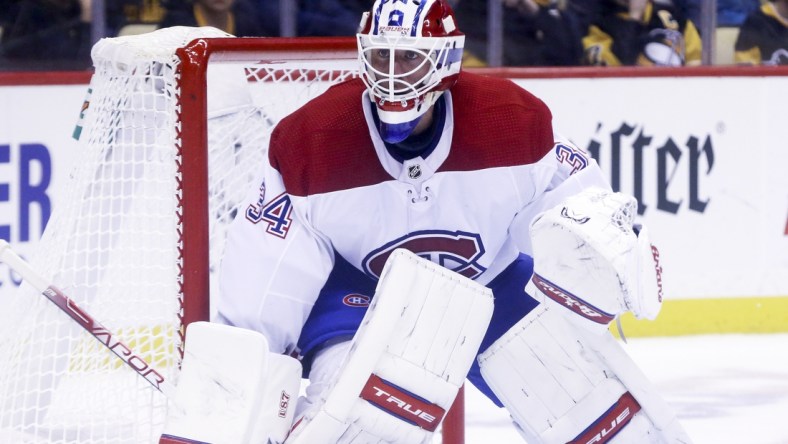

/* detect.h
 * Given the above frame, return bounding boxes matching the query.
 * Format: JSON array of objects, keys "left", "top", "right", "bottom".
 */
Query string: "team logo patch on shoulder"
[{"left": 343, "top": 293, "right": 371, "bottom": 307}]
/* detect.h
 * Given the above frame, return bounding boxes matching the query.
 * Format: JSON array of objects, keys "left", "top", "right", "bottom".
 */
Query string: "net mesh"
[{"left": 0, "top": 27, "right": 356, "bottom": 443}]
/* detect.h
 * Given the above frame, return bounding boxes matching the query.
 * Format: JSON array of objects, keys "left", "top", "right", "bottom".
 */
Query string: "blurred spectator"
[
  {"left": 299, "top": 0, "right": 368, "bottom": 36},
  {"left": 123, "top": 0, "right": 169, "bottom": 24},
  {"left": 734, "top": 0, "right": 788, "bottom": 65},
  {"left": 0, "top": 0, "right": 93, "bottom": 70},
  {"left": 0, "top": 2, "right": 22, "bottom": 33},
  {"left": 454, "top": 0, "right": 585, "bottom": 66},
  {"left": 159, "top": 0, "right": 268, "bottom": 36},
  {"left": 564, "top": 0, "right": 599, "bottom": 33},
  {"left": 674, "top": 0, "right": 761, "bottom": 28},
  {"left": 583, "top": 0, "right": 702, "bottom": 66},
  {"left": 108, "top": 0, "right": 168, "bottom": 35},
  {"left": 256, "top": 0, "right": 368, "bottom": 37}
]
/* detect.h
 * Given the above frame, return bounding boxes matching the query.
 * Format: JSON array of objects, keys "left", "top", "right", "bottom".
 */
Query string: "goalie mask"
[{"left": 357, "top": 0, "right": 464, "bottom": 143}]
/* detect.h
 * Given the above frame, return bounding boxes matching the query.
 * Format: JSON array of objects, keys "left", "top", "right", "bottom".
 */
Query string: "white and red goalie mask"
[{"left": 357, "top": 0, "right": 465, "bottom": 143}]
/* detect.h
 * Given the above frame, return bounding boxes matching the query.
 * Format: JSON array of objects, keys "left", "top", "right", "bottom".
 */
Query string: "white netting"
[{"left": 0, "top": 27, "right": 356, "bottom": 443}]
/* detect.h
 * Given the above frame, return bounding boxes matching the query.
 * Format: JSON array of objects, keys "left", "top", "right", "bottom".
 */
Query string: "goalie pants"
[{"left": 297, "top": 252, "right": 539, "bottom": 407}]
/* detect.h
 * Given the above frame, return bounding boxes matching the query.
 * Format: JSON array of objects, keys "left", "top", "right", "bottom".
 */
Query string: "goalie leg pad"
[
  {"left": 161, "top": 322, "right": 301, "bottom": 444},
  {"left": 286, "top": 249, "right": 494, "bottom": 444},
  {"left": 478, "top": 304, "right": 692, "bottom": 444}
]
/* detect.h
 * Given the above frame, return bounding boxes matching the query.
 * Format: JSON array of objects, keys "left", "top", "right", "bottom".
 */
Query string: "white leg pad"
[
  {"left": 584, "top": 330, "right": 692, "bottom": 443},
  {"left": 286, "top": 249, "right": 494, "bottom": 444},
  {"left": 161, "top": 322, "right": 301, "bottom": 444},
  {"left": 478, "top": 304, "right": 692, "bottom": 444}
]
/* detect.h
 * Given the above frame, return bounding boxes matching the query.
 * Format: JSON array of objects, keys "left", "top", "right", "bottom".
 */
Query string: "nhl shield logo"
[{"left": 408, "top": 164, "right": 422, "bottom": 179}]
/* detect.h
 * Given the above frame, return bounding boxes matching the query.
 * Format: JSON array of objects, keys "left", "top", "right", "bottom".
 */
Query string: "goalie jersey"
[{"left": 218, "top": 71, "right": 610, "bottom": 369}]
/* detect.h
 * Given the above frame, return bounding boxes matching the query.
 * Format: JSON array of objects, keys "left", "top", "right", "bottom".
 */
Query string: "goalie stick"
[
  {"left": 1, "top": 241, "right": 301, "bottom": 444},
  {"left": 0, "top": 239, "right": 176, "bottom": 398}
]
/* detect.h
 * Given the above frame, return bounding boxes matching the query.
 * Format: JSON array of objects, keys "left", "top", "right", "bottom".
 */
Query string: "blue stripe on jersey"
[
  {"left": 297, "top": 252, "right": 539, "bottom": 408},
  {"left": 297, "top": 252, "right": 377, "bottom": 375}
]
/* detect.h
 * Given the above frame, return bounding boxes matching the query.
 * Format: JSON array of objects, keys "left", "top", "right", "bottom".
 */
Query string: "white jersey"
[{"left": 218, "top": 72, "right": 610, "bottom": 354}]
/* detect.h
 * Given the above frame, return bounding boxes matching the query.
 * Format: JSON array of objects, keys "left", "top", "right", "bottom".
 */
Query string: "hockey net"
[{"left": 0, "top": 27, "right": 361, "bottom": 443}]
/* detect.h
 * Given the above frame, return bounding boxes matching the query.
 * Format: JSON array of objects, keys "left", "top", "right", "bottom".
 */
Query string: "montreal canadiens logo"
[
  {"left": 362, "top": 230, "right": 486, "bottom": 280},
  {"left": 343, "top": 293, "right": 371, "bottom": 307}
]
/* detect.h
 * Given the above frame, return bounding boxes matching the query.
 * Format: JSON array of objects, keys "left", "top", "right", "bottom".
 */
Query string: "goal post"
[
  {"left": 175, "top": 33, "right": 364, "bottom": 328},
  {"left": 0, "top": 27, "right": 465, "bottom": 443}
]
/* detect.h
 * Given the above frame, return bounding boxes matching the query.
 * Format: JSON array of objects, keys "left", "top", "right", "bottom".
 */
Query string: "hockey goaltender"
[{"left": 160, "top": 0, "right": 691, "bottom": 443}]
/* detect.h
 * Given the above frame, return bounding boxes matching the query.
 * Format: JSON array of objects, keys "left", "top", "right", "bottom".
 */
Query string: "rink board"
[{"left": 1, "top": 69, "right": 786, "bottom": 337}]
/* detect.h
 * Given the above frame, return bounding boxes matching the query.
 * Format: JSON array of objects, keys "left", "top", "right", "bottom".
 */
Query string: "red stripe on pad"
[
  {"left": 569, "top": 392, "right": 642, "bottom": 444},
  {"left": 159, "top": 435, "right": 210, "bottom": 444},
  {"left": 359, "top": 374, "right": 446, "bottom": 432},
  {"left": 531, "top": 273, "right": 615, "bottom": 325}
]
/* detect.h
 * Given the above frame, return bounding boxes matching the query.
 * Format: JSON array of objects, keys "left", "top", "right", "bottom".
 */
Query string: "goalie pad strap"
[
  {"left": 286, "top": 249, "right": 493, "bottom": 443},
  {"left": 359, "top": 374, "right": 445, "bottom": 431},
  {"left": 530, "top": 273, "right": 615, "bottom": 325},
  {"left": 159, "top": 436, "right": 209, "bottom": 444},
  {"left": 568, "top": 392, "right": 641, "bottom": 444}
]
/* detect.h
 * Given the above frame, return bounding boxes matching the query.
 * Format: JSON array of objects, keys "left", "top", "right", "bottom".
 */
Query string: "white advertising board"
[
  {"left": 0, "top": 74, "right": 786, "bottom": 303},
  {"left": 518, "top": 75, "right": 788, "bottom": 299},
  {"left": 0, "top": 84, "right": 85, "bottom": 295}
]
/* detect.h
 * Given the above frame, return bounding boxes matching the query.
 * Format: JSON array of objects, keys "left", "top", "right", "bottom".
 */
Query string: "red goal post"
[
  {"left": 175, "top": 34, "right": 361, "bottom": 329},
  {"left": 0, "top": 28, "right": 466, "bottom": 443}
]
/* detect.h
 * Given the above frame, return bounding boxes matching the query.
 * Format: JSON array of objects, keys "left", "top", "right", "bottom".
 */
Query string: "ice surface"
[{"left": 451, "top": 333, "right": 788, "bottom": 444}]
